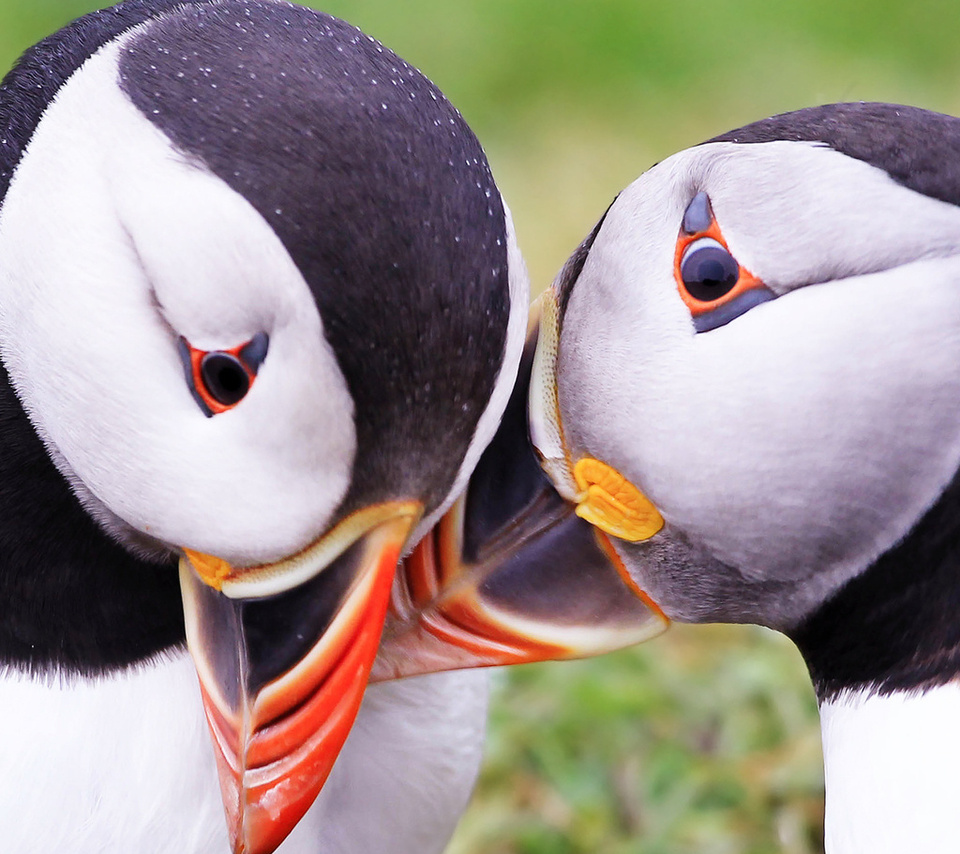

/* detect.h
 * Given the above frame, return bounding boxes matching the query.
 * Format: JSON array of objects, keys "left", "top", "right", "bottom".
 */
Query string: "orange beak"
[
  {"left": 179, "top": 502, "right": 421, "bottom": 854},
  {"left": 374, "top": 335, "right": 669, "bottom": 683}
]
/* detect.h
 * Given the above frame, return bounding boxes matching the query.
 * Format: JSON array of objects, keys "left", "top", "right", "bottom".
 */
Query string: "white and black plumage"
[
  {"left": 519, "top": 102, "right": 960, "bottom": 854},
  {"left": 392, "top": 103, "right": 960, "bottom": 853},
  {"left": 0, "top": 1, "right": 527, "bottom": 852}
]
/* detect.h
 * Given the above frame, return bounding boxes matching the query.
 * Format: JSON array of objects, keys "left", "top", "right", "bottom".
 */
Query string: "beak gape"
[
  {"left": 179, "top": 325, "right": 667, "bottom": 854},
  {"left": 180, "top": 502, "right": 421, "bottom": 854},
  {"left": 375, "top": 331, "right": 669, "bottom": 682}
]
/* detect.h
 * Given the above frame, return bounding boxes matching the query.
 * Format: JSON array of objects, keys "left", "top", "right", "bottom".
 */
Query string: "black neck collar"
[
  {"left": 0, "top": 360, "right": 184, "bottom": 677},
  {"left": 792, "top": 465, "right": 960, "bottom": 703}
]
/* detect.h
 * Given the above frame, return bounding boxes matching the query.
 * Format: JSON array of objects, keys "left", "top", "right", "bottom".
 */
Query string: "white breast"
[
  {"left": 0, "top": 654, "right": 225, "bottom": 854},
  {"left": 0, "top": 657, "right": 489, "bottom": 853},
  {"left": 303, "top": 671, "right": 490, "bottom": 854},
  {"left": 820, "top": 683, "right": 960, "bottom": 854}
]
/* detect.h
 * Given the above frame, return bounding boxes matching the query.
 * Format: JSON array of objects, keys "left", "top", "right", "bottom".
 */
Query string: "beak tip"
[{"left": 182, "top": 509, "right": 421, "bottom": 854}]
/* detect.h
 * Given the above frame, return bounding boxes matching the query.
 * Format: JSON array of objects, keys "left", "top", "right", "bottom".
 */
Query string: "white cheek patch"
[
  {"left": 669, "top": 264, "right": 960, "bottom": 582},
  {"left": 0, "top": 37, "right": 357, "bottom": 566},
  {"left": 559, "top": 142, "right": 960, "bottom": 591},
  {"left": 566, "top": 254, "right": 960, "bottom": 587}
]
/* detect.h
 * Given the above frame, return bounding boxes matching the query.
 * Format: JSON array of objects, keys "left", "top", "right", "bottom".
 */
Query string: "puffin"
[
  {"left": 379, "top": 103, "right": 960, "bottom": 853},
  {"left": 0, "top": 1, "right": 531, "bottom": 852}
]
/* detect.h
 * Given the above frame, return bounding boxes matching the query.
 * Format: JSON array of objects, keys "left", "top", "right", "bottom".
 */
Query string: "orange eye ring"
[
  {"left": 178, "top": 332, "right": 268, "bottom": 417},
  {"left": 674, "top": 216, "right": 766, "bottom": 318}
]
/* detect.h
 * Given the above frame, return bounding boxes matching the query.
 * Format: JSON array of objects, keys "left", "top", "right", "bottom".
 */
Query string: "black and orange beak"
[
  {"left": 179, "top": 502, "right": 421, "bottom": 854},
  {"left": 374, "top": 326, "right": 669, "bottom": 682}
]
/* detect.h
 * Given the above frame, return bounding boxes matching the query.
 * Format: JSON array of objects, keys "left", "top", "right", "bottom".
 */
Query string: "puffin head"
[
  {"left": 0, "top": 1, "right": 526, "bottom": 851},
  {"left": 532, "top": 102, "right": 960, "bottom": 639},
  {"left": 382, "top": 103, "right": 960, "bottom": 708}
]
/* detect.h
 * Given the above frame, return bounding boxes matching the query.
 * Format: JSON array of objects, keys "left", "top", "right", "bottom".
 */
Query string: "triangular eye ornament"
[
  {"left": 178, "top": 332, "right": 269, "bottom": 417},
  {"left": 675, "top": 192, "right": 776, "bottom": 332}
]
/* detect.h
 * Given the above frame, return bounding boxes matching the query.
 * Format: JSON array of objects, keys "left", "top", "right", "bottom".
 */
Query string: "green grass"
[
  {"left": 449, "top": 626, "right": 823, "bottom": 854},
  {"left": 1, "top": 2, "right": 953, "bottom": 850}
]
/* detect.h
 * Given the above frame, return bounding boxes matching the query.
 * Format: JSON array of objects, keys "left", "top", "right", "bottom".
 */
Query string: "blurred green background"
[{"left": 3, "top": 2, "right": 958, "bottom": 851}]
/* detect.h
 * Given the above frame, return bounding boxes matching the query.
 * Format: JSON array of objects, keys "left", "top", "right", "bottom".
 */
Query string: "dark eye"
[
  {"left": 177, "top": 332, "right": 269, "bottom": 417},
  {"left": 201, "top": 352, "right": 250, "bottom": 406},
  {"left": 679, "top": 237, "right": 739, "bottom": 302}
]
